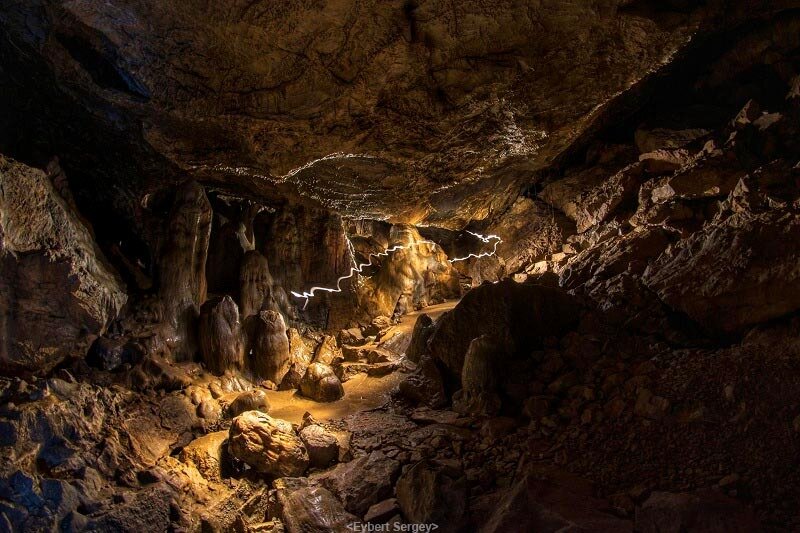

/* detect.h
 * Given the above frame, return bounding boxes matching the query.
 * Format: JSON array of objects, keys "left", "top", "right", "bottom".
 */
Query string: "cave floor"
[{"left": 263, "top": 300, "right": 459, "bottom": 424}]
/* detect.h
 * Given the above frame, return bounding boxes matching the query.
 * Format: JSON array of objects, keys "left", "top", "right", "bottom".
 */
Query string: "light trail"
[
  {"left": 290, "top": 231, "right": 503, "bottom": 309},
  {"left": 447, "top": 231, "right": 502, "bottom": 263},
  {"left": 291, "top": 239, "right": 436, "bottom": 309}
]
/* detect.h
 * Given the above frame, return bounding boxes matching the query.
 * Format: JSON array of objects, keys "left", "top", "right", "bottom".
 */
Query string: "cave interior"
[{"left": 1, "top": 1, "right": 800, "bottom": 532}]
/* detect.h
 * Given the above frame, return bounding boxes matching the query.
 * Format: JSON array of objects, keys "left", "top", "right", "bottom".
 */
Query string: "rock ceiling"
[{"left": 0, "top": 0, "right": 791, "bottom": 228}]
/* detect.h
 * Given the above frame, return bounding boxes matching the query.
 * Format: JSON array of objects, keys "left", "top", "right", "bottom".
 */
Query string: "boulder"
[
  {"left": 313, "top": 335, "right": 342, "bottom": 365},
  {"left": 249, "top": 310, "right": 291, "bottom": 383},
  {"left": 426, "top": 280, "right": 578, "bottom": 386},
  {"left": 398, "top": 354, "right": 448, "bottom": 408},
  {"left": 0, "top": 156, "right": 126, "bottom": 373},
  {"left": 396, "top": 461, "right": 468, "bottom": 533},
  {"left": 406, "top": 313, "right": 434, "bottom": 363},
  {"left": 643, "top": 208, "right": 800, "bottom": 333},
  {"left": 299, "top": 424, "right": 339, "bottom": 468},
  {"left": 636, "top": 490, "right": 761, "bottom": 533},
  {"left": 364, "top": 498, "right": 399, "bottom": 523},
  {"left": 227, "top": 389, "right": 270, "bottom": 417},
  {"left": 271, "top": 478, "right": 357, "bottom": 533},
  {"left": 228, "top": 411, "right": 309, "bottom": 477},
  {"left": 279, "top": 362, "right": 307, "bottom": 391},
  {"left": 315, "top": 451, "right": 400, "bottom": 517},
  {"left": 339, "top": 328, "right": 366, "bottom": 346},
  {"left": 179, "top": 431, "right": 229, "bottom": 482},
  {"left": 199, "top": 296, "right": 244, "bottom": 374},
  {"left": 452, "top": 336, "right": 502, "bottom": 416},
  {"left": 299, "top": 363, "right": 344, "bottom": 402}
]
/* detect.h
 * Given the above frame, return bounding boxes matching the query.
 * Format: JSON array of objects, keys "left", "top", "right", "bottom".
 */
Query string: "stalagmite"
[
  {"left": 198, "top": 296, "right": 244, "bottom": 374},
  {"left": 249, "top": 310, "right": 290, "bottom": 383},
  {"left": 158, "top": 180, "right": 212, "bottom": 360}
]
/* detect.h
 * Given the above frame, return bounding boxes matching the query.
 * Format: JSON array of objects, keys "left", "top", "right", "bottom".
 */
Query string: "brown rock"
[
  {"left": 313, "top": 335, "right": 342, "bottom": 365},
  {"left": 0, "top": 156, "right": 126, "bottom": 373},
  {"left": 315, "top": 450, "right": 400, "bottom": 517},
  {"left": 228, "top": 411, "right": 309, "bottom": 477},
  {"left": 406, "top": 313, "right": 434, "bottom": 363},
  {"left": 364, "top": 498, "right": 399, "bottom": 524},
  {"left": 396, "top": 461, "right": 467, "bottom": 533},
  {"left": 636, "top": 490, "right": 761, "bottom": 533},
  {"left": 427, "top": 280, "right": 578, "bottom": 386},
  {"left": 179, "top": 431, "right": 228, "bottom": 482},
  {"left": 398, "top": 354, "right": 447, "bottom": 408},
  {"left": 249, "top": 310, "right": 291, "bottom": 383},
  {"left": 158, "top": 180, "right": 212, "bottom": 361},
  {"left": 452, "top": 335, "right": 502, "bottom": 416},
  {"left": 272, "top": 479, "right": 356, "bottom": 533},
  {"left": 299, "top": 363, "right": 344, "bottom": 402},
  {"left": 299, "top": 424, "right": 339, "bottom": 468},
  {"left": 643, "top": 209, "right": 800, "bottom": 333},
  {"left": 639, "top": 149, "right": 690, "bottom": 175},
  {"left": 198, "top": 296, "right": 244, "bottom": 375},
  {"left": 227, "top": 389, "right": 270, "bottom": 417}
]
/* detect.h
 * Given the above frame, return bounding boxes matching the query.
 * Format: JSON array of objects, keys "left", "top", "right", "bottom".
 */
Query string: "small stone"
[{"left": 364, "top": 498, "right": 399, "bottom": 523}]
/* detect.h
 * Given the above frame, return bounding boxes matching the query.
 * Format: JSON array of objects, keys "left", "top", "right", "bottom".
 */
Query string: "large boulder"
[
  {"left": 299, "top": 363, "right": 344, "bottom": 402},
  {"left": 452, "top": 335, "right": 502, "bottom": 416},
  {"left": 299, "top": 424, "right": 340, "bottom": 468},
  {"left": 315, "top": 451, "right": 400, "bottom": 517},
  {"left": 198, "top": 296, "right": 244, "bottom": 374},
  {"left": 396, "top": 461, "right": 468, "bottom": 533},
  {"left": 227, "top": 389, "right": 270, "bottom": 417},
  {"left": 228, "top": 411, "right": 309, "bottom": 477},
  {"left": 426, "top": 279, "right": 578, "bottom": 386},
  {"left": 398, "top": 353, "right": 448, "bottom": 408},
  {"left": 0, "top": 156, "right": 126, "bottom": 373},
  {"left": 643, "top": 208, "right": 800, "bottom": 333},
  {"left": 270, "top": 478, "right": 357, "bottom": 533}
]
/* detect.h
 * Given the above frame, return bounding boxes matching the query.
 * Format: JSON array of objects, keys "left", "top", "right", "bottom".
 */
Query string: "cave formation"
[{"left": 1, "top": 1, "right": 800, "bottom": 531}]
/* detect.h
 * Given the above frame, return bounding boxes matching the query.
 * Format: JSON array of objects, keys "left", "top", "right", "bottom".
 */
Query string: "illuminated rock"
[
  {"left": 248, "top": 310, "right": 291, "bottom": 383},
  {"left": 299, "top": 363, "right": 344, "bottom": 402},
  {"left": 157, "top": 180, "right": 212, "bottom": 361},
  {"left": 228, "top": 411, "right": 308, "bottom": 477},
  {"left": 198, "top": 296, "right": 244, "bottom": 375}
]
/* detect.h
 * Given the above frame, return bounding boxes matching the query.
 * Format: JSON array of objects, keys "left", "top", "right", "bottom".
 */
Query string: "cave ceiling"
[{"left": 0, "top": 0, "right": 792, "bottom": 229}]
